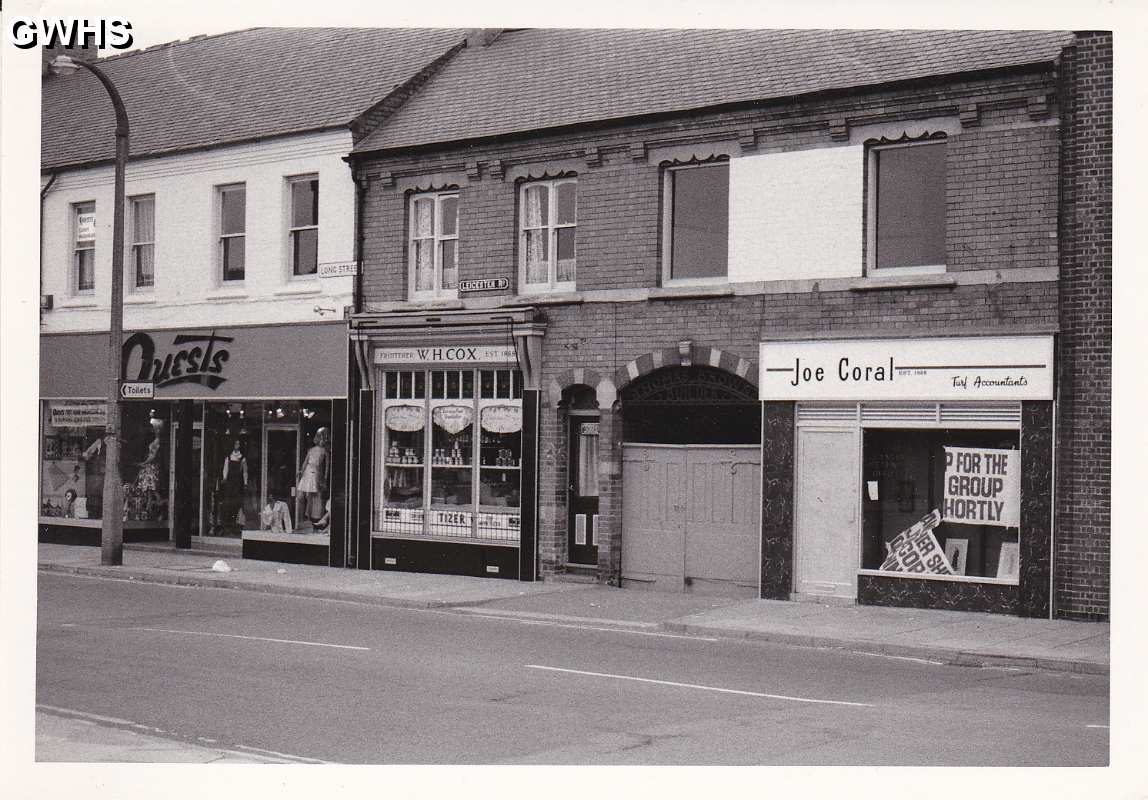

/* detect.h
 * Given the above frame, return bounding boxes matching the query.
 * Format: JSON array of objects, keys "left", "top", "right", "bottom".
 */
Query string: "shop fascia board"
[{"left": 349, "top": 305, "right": 541, "bottom": 333}]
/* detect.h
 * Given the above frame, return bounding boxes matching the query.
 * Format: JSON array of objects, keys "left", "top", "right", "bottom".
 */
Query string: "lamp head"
[{"left": 50, "top": 55, "right": 81, "bottom": 75}]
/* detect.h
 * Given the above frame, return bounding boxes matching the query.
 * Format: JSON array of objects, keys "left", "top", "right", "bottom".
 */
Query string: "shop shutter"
[
  {"left": 798, "top": 402, "right": 1021, "bottom": 428},
  {"left": 795, "top": 403, "right": 857, "bottom": 426}
]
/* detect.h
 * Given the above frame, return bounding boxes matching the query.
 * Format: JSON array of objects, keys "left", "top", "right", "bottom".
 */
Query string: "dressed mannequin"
[
  {"left": 260, "top": 493, "right": 293, "bottom": 533},
  {"left": 221, "top": 440, "right": 248, "bottom": 535},
  {"left": 79, "top": 434, "right": 107, "bottom": 518},
  {"left": 295, "top": 427, "right": 329, "bottom": 530},
  {"left": 134, "top": 420, "right": 164, "bottom": 519}
]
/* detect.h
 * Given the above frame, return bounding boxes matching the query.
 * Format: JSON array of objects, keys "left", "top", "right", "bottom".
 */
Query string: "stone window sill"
[
  {"left": 848, "top": 274, "right": 958, "bottom": 292},
  {"left": 649, "top": 284, "right": 735, "bottom": 300}
]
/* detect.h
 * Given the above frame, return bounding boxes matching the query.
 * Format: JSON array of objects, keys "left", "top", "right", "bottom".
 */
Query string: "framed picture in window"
[
  {"left": 43, "top": 435, "right": 61, "bottom": 461},
  {"left": 944, "top": 537, "right": 969, "bottom": 576},
  {"left": 997, "top": 541, "right": 1020, "bottom": 580}
]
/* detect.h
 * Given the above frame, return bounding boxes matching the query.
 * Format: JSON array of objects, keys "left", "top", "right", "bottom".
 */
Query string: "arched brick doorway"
[{"left": 619, "top": 365, "right": 762, "bottom": 596}]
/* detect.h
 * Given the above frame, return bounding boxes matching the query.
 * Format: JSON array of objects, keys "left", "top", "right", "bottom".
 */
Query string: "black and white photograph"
[{"left": 0, "top": 0, "right": 1138, "bottom": 796}]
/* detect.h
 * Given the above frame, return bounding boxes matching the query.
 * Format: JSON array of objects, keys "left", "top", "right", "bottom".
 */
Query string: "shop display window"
[
  {"left": 377, "top": 367, "right": 522, "bottom": 542},
  {"left": 201, "top": 400, "right": 333, "bottom": 537},
  {"left": 862, "top": 428, "right": 1020, "bottom": 580},
  {"left": 40, "top": 400, "right": 170, "bottom": 523}
]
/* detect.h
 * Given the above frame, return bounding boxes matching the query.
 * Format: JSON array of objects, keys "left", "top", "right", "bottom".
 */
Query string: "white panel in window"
[{"left": 728, "top": 146, "right": 864, "bottom": 283}]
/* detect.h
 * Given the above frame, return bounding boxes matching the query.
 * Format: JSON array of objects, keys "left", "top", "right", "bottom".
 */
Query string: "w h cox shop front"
[
  {"left": 39, "top": 322, "right": 348, "bottom": 566},
  {"left": 760, "top": 334, "right": 1056, "bottom": 617},
  {"left": 349, "top": 308, "right": 544, "bottom": 580}
]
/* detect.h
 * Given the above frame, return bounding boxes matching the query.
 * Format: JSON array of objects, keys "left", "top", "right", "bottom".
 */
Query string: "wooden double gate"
[{"left": 621, "top": 443, "right": 761, "bottom": 597}]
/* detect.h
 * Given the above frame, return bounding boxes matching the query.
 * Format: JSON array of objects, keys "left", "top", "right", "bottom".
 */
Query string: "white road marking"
[
  {"left": 462, "top": 613, "right": 720, "bottom": 641},
  {"left": 1085, "top": 724, "right": 1109, "bottom": 729},
  {"left": 128, "top": 627, "right": 370, "bottom": 651},
  {"left": 525, "top": 664, "right": 875, "bottom": 708},
  {"left": 852, "top": 651, "right": 944, "bottom": 666}
]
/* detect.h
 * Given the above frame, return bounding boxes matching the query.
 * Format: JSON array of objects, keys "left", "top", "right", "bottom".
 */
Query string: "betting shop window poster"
[{"left": 942, "top": 447, "right": 1020, "bottom": 528}]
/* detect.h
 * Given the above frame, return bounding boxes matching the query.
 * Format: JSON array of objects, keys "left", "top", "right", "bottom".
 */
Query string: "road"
[{"left": 36, "top": 572, "right": 1108, "bottom": 765}]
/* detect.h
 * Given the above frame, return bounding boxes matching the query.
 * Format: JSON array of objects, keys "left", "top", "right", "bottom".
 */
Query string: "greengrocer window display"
[{"left": 376, "top": 368, "right": 523, "bottom": 542}]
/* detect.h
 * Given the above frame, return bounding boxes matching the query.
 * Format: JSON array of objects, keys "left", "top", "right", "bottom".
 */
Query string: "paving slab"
[{"left": 36, "top": 710, "right": 298, "bottom": 763}]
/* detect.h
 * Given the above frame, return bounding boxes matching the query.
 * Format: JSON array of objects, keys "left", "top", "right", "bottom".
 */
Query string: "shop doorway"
[
  {"left": 621, "top": 443, "right": 760, "bottom": 595},
  {"left": 619, "top": 365, "right": 762, "bottom": 596},
  {"left": 793, "top": 427, "right": 860, "bottom": 599},
  {"left": 263, "top": 424, "right": 300, "bottom": 514},
  {"left": 567, "top": 415, "right": 600, "bottom": 565}
]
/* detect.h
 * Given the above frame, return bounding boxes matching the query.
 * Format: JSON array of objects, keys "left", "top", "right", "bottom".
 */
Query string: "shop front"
[
  {"left": 39, "top": 322, "right": 348, "bottom": 566},
  {"left": 349, "top": 308, "right": 544, "bottom": 580},
  {"left": 759, "top": 335, "right": 1055, "bottom": 617}
]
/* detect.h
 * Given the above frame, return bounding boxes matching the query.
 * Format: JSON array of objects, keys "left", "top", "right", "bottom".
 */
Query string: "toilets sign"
[{"left": 759, "top": 336, "right": 1053, "bottom": 401}]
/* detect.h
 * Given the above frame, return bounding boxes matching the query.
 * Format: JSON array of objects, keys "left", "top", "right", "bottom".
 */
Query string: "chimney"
[
  {"left": 42, "top": 31, "right": 100, "bottom": 77},
  {"left": 465, "top": 29, "right": 504, "bottom": 48}
]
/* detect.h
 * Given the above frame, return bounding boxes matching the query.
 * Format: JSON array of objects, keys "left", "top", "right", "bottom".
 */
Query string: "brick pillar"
[
  {"left": 537, "top": 394, "right": 566, "bottom": 576},
  {"left": 596, "top": 401, "right": 623, "bottom": 585}
]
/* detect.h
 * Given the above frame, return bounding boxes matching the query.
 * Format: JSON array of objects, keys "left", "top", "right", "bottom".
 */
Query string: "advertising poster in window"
[
  {"left": 879, "top": 509, "right": 954, "bottom": 575},
  {"left": 49, "top": 401, "right": 108, "bottom": 428},
  {"left": 942, "top": 447, "right": 1020, "bottom": 528}
]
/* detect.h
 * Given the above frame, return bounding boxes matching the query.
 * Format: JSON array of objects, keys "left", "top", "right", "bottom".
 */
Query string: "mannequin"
[
  {"left": 221, "top": 439, "right": 248, "bottom": 535},
  {"left": 295, "top": 427, "right": 329, "bottom": 530},
  {"left": 134, "top": 420, "right": 164, "bottom": 519}
]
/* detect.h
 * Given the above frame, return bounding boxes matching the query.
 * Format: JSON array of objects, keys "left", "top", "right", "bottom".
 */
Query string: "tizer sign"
[{"left": 8, "top": 18, "right": 134, "bottom": 50}]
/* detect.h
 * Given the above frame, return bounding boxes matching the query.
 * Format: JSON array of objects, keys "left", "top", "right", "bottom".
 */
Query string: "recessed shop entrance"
[{"left": 620, "top": 366, "right": 761, "bottom": 597}]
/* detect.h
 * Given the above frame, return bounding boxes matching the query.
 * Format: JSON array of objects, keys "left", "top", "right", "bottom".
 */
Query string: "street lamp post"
[{"left": 53, "top": 55, "right": 129, "bottom": 566}]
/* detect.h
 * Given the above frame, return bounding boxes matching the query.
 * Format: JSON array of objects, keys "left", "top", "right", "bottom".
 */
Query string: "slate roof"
[
  {"left": 354, "top": 28, "right": 1074, "bottom": 154},
  {"left": 42, "top": 27, "right": 466, "bottom": 171}
]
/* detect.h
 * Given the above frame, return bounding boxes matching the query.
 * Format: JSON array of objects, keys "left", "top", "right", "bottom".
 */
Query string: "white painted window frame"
[
  {"left": 216, "top": 182, "right": 247, "bottom": 284},
  {"left": 661, "top": 161, "right": 730, "bottom": 287},
  {"left": 518, "top": 177, "right": 577, "bottom": 294},
  {"left": 286, "top": 174, "right": 320, "bottom": 280},
  {"left": 866, "top": 138, "right": 947, "bottom": 277},
  {"left": 128, "top": 193, "right": 155, "bottom": 293},
  {"left": 408, "top": 190, "right": 460, "bottom": 301},
  {"left": 71, "top": 200, "right": 96, "bottom": 295}
]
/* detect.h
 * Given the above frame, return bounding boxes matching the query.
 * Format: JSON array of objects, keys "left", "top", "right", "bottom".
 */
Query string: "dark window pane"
[
  {"left": 462, "top": 370, "right": 474, "bottom": 398},
  {"left": 497, "top": 370, "right": 510, "bottom": 398},
  {"left": 441, "top": 240, "right": 458, "bottom": 289},
  {"left": 414, "top": 371, "right": 426, "bottom": 399},
  {"left": 556, "top": 182, "right": 576, "bottom": 224},
  {"left": 446, "top": 370, "right": 460, "bottom": 398},
  {"left": 440, "top": 195, "right": 458, "bottom": 236},
  {"left": 876, "top": 143, "right": 946, "bottom": 269},
  {"left": 480, "top": 370, "right": 495, "bottom": 399},
  {"left": 292, "top": 179, "right": 318, "bottom": 227},
  {"left": 221, "top": 187, "right": 245, "bottom": 235},
  {"left": 293, "top": 228, "right": 318, "bottom": 275},
  {"left": 512, "top": 370, "right": 523, "bottom": 399},
  {"left": 134, "top": 244, "right": 155, "bottom": 288},
  {"left": 385, "top": 371, "right": 398, "bottom": 399},
  {"left": 670, "top": 164, "right": 728, "bottom": 279},
  {"left": 76, "top": 249, "right": 94, "bottom": 291},
  {"left": 399, "top": 371, "right": 412, "bottom": 398},
  {"left": 223, "top": 236, "right": 245, "bottom": 281},
  {"left": 432, "top": 370, "right": 445, "bottom": 399}
]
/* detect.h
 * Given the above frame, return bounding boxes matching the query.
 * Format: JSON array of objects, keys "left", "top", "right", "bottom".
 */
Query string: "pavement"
[{"left": 37, "top": 541, "right": 1109, "bottom": 677}]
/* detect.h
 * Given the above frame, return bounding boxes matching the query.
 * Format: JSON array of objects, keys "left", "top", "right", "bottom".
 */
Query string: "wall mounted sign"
[
  {"left": 459, "top": 278, "right": 509, "bottom": 292},
  {"left": 942, "top": 446, "right": 1020, "bottom": 527},
  {"left": 43, "top": 322, "right": 347, "bottom": 399},
  {"left": 318, "top": 260, "right": 359, "bottom": 278},
  {"left": 122, "top": 330, "right": 233, "bottom": 390},
  {"left": 119, "top": 381, "right": 154, "bottom": 400},
  {"left": 580, "top": 422, "right": 600, "bottom": 436},
  {"left": 385, "top": 405, "right": 425, "bottom": 431},
  {"left": 759, "top": 336, "right": 1054, "bottom": 401},
  {"left": 374, "top": 345, "right": 517, "bottom": 365},
  {"left": 76, "top": 212, "right": 97, "bottom": 241},
  {"left": 49, "top": 401, "right": 107, "bottom": 428}
]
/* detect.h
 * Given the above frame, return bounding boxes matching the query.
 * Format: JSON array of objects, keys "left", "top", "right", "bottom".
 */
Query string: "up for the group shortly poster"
[{"left": 942, "top": 446, "right": 1020, "bottom": 528}]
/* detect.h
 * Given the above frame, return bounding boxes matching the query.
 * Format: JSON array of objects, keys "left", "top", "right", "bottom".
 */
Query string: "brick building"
[
  {"left": 1055, "top": 32, "right": 1112, "bottom": 621},
  {"left": 336, "top": 28, "right": 1108, "bottom": 620}
]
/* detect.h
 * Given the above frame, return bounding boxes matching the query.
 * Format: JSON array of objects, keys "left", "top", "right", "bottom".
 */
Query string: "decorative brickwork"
[{"left": 1055, "top": 32, "right": 1112, "bottom": 621}]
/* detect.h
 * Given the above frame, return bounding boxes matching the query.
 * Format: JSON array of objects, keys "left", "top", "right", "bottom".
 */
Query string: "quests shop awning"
[{"left": 41, "top": 322, "right": 348, "bottom": 399}]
